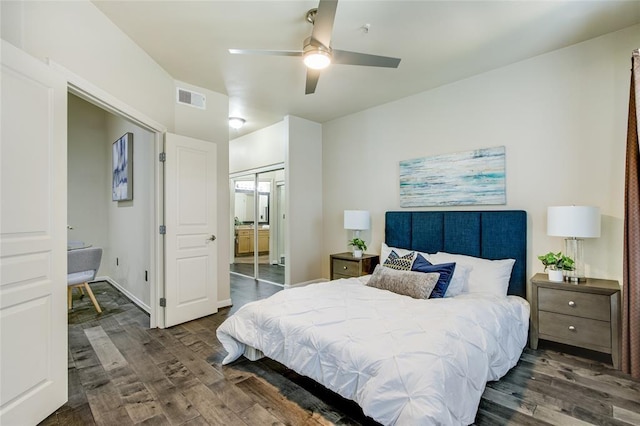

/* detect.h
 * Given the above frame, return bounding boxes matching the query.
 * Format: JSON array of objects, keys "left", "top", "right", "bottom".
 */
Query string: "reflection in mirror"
[
  {"left": 231, "top": 176, "right": 255, "bottom": 279},
  {"left": 234, "top": 181, "right": 270, "bottom": 224},
  {"left": 230, "top": 170, "right": 285, "bottom": 285}
]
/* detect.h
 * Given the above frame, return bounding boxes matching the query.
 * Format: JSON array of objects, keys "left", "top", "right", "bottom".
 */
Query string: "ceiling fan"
[{"left": 229, "top": 0, "right": 401, "bottom": 95}]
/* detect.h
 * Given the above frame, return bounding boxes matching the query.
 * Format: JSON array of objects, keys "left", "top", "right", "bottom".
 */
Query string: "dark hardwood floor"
[
  {"left": 40, "top": 277, "right": 640, "bottom": 426},
  {"left": 230, "top": 263, "right": 285, "bottom": 285}
]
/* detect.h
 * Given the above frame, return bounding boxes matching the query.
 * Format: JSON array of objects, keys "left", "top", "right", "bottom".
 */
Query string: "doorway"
[
  {"left": 230, "top": 167, "right": 285, "bottom": 285},
  {"left": 60, "top": 66, "right": 166, "bottom": 328},
  {"left": 67, "top": 94, "right": 154, "bottom": 321}
]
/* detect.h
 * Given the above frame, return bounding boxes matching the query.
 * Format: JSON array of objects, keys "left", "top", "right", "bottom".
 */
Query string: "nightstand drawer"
[
  {"left": 539, "top": 311, "right": 611, "bottom": 349},
  {"left": 332, "top": 259, "right": 359, "bottom": 277},
  {"left": 538, "top": 287, "right": 610, "bottom": 321},
  {"left": 330, "top": 253, "right": 379, "bottom": 281}
]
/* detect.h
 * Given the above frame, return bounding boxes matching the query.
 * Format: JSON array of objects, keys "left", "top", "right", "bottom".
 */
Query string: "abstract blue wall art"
[
  {"left": 112, "top": 132, "right": 133, "bottom": 201},
  {"left": 399, "top": 146, "right": 506, "bottom": 207}
]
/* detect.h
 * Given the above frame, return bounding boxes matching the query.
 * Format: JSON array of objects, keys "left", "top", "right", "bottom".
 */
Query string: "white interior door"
[
  {"left": 0, "top": 41, "right": 68, "bottom": 424},
  {"left": 164, "top": 133, "right": 217, "bottom": 327}
]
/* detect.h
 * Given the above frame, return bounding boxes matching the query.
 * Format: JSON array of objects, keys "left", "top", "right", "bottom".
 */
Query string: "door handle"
[{"left": 208, "top": 235, "right": 216, "bottom": 242}]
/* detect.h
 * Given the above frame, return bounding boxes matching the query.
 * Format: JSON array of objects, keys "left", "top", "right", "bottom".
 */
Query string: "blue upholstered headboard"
[{"left": 385, "top": 210, "right": 527, "bottom": 298}]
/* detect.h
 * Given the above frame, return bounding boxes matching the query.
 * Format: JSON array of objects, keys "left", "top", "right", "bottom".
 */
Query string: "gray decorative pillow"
[{"left": 366, "top": 265, "right": 440, "bottom": 300}]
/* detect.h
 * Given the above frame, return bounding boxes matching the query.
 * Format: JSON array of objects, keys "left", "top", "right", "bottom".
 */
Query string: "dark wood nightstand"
[
  {"left": 330, "top": 252, "right": 379, "bottom": 280},
  {"left": 529, "top": 273, "right": 621, "bottom": 369}
]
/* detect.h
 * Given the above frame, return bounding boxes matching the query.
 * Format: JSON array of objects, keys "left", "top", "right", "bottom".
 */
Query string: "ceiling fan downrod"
[{"left": 306, "top": 8, "right": 318, "bottom": 24}]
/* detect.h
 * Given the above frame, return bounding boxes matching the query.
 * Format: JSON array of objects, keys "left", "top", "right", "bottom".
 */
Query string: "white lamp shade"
[
  {"left": 547, "top": 206, "right": 601, "bottom": 238},
  {"left": 344, "top": 210, "right": 370, "bottom": 231}
]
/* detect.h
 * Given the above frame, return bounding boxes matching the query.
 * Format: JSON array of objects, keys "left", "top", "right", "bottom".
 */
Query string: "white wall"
[
  {"left": 67, "top": 94, "right": 109, "bottom": 276},
  {"left": 1, "top": 0, "right": 175, "bottom": 128},
  {"left": 229, "top": 120, "right": 286, "bottom": 174},
  {"left": 106, "top": 115, "right": 154, "bottom": 308},
  {"left": 286, "top": 115, "right": 323, "bottom": 284},
  {"left": 322, "top": 24, "right": 640, "bottom": 284}
]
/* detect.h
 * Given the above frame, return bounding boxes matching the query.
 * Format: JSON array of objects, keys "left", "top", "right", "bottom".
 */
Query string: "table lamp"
[
  {"left": 344, "top": 210, "right": 370, "bottom": 239},
  {"left": 547, "top": 206, "right": 601, "bottom": 282}
]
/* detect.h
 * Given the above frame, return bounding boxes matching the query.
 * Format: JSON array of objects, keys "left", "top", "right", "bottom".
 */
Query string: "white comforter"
[{"left": 216, "top": 277, "right": 530, "bottom": 425}]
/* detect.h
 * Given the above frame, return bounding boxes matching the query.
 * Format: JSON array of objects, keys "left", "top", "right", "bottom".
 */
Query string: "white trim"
[
  {"left": 229, "top": 163, "right": 285, "bottom": 179},
  {"left": 98, "top": 276, "right": 152, "bottom": 313},
  {"left": 284, "top": 278, "right": 328, "bottom": 289},
  {"left": 218, "top": 298, "right": 232, "bottom": 309},
  {"left": 49, "top": 60, "right": 166, "bottom": 328}
]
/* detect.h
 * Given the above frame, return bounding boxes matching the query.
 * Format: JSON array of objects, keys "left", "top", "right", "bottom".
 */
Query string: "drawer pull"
[
  {"left": 568, "top": 300, "right": 576, "bottom": 307},
  {"left": 568, "top": 325, "right": 576, "bottom": 331},
  {"left": 343, "top": 266, "right": 348, "bottom": 270}
]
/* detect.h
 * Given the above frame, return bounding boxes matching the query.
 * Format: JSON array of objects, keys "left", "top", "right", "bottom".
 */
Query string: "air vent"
[{"left": 176, "top": 88, "right": 206, "bottom": 109}]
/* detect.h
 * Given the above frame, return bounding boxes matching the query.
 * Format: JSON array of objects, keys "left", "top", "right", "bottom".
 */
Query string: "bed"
[{"left": 217, "top": 210, "right": 530, "bottom": 425}]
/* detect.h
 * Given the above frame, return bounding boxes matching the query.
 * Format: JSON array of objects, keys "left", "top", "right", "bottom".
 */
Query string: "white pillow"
[
  {"left": 443, "top": 263, "right": 471, "bottom": 297},
  {"left": 429, "top": 252, "right": 515, "bottom": 297},
  {"left": 381, "top": 243, "right": 416, "bottom": 266}
]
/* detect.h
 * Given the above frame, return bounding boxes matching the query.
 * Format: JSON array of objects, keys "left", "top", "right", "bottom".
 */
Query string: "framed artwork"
[
  {"left": 112, "top": 132, "right": 133, "bottom": 201},
  {"left": 399, "top": 146, "right": 506, "bottom": 207}
]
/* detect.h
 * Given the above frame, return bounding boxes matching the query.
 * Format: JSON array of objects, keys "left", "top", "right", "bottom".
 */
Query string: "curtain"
[{"left": 623, "top": 49, "right": 640, "bottom": 379}]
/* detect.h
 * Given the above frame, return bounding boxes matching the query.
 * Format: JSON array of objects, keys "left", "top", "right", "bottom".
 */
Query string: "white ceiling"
[{"left": 92, "top": 1, "right": 640, "bottom": 138}]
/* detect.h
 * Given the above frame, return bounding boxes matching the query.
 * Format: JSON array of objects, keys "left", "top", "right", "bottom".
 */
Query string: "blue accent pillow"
[{"left": 411, "top": 254, "right": 456, "bottom": 298}]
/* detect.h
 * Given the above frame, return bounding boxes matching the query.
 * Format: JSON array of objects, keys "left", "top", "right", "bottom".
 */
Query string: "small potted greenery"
[
  {"left": 537, "top": 251, "right": 575, "bottom": 282},
  {"left": 348, "top": 238, "right": 367, "bottom": 258}
]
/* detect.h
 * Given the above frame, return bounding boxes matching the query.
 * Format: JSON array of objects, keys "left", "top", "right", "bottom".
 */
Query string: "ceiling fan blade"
[
  {"left": 305, "top": 69, "right": 321, "bottom": 95},
  {"left": 333, "top": 49, "right": 401, "bottom": 68},
  {"left": 311, "top": 0, "right": 338, "bottom": 48},
  {"left": 229, "top": 49, "right": 303, "bottom": 57}
]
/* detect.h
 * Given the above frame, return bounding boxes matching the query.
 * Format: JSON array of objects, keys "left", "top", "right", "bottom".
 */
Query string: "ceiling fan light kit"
[
  {"left": 229, "top": 0, "right": 401, "bottom": 94},
  {"left": 303, "top": 49, "right": 332, "bottom": 70}
]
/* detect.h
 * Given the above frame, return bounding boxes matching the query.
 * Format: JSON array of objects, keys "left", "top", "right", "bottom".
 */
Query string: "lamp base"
[{"left": 564, "top": 237, "right": 586, "bottom": 284}]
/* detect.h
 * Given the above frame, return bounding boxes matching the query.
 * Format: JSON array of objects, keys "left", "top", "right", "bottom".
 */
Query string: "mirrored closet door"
[{"left": 230, "top": 167, "right": 285, "bottom": 285}]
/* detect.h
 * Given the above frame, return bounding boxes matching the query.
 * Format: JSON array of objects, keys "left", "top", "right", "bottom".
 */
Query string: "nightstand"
[
  {"left": 330, "top": 252, "right": 379, "bottom": 280},
  {"left": 529, "top": 273, "right": 621, "bottom": 369}
]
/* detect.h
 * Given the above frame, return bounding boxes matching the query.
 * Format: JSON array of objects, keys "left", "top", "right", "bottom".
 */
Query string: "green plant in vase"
[
  {"left": 348, "top": 238, "right": 367, "bottom": 258},
  {"left": 537, "top": 251, "right": 575, "bottom": 282}
]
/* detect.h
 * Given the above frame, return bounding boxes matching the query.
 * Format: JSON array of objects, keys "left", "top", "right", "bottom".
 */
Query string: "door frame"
[{"left": 49, "top": 61, "right": 167, "bottom": 328}]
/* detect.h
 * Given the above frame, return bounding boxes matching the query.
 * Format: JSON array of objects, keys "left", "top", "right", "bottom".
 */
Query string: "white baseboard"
[
  {"left": 97, "top": 275, "right": 151, "bottom": 313},
  {"left": 284, "top": 278, "right": 328, "bottom": 289},
  {"left": 218, "top": 298, "right": 232, "bottom": 309},
  {"left": 96, "top": 277, "right": 232, "bottom": 314}
]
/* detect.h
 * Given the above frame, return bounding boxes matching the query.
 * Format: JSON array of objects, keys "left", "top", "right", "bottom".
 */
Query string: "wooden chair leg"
[
  {"left": 68, "top": 286, "right": 73, "bottom": 310},
  {"left": 83, "top": 282, "right": 102, "bottom": 313}
]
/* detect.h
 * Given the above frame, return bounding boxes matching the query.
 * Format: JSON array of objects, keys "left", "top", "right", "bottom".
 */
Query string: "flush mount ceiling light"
[{"left": 228, "top": 117, "right": 245, "bottom": 129}]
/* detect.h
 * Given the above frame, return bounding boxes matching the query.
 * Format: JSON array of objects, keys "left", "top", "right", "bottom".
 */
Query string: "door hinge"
[
  {"left": 159, "top": 297, "right": 166, "bottom": 307},
  {"left": 159, "top": 152, "right": 166, "bottom": 162},
  {"left": 159, "top": 225, "right": 166, "bottom": 234}
]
